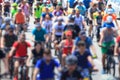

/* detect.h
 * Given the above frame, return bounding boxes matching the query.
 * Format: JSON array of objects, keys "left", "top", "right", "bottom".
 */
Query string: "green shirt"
[
  {"left": 11, "top": 8, "right": 18, "bottom": 17},
  {"left": 34, "top": 5, "right": 44, "bottom": 18}
]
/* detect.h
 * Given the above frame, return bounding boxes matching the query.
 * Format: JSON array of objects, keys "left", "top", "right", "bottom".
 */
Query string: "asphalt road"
[{"left": 0, "top": 16, "right": 120, "bottom": 80}]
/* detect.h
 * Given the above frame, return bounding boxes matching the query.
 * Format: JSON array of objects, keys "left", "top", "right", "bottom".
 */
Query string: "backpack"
[{"left": 40, "top": 59, "right": 56, "bottom": 71}]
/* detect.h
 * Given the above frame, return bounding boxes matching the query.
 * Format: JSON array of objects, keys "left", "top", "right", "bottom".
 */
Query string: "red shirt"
[
  {"left": 0, "top": 0, "right": 2, "bottom": 3},
  {"left": 13, "top": 41, "right": 31, "bottom": 57},
  {"left": 62, "top": 40, "right": 73, "bottom": 55}
]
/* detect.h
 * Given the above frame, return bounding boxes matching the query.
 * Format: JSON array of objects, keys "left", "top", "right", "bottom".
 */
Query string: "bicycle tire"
[{"left": 22, "top": 65, "right": 28, "bottom": 80}]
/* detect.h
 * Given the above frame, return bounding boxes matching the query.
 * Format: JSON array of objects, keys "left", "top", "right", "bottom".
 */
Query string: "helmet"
[
  {"left": 66, "top": 55, "right": 78, "bottom": 65},
  {"left": 68, "top": 15, "right": 75, "bottom": 21},
  {"left": 4, "top": 17, "right": 11, "bottom": 22}
]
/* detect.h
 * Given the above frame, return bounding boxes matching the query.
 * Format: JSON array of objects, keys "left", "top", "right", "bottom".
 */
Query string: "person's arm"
[
  {"left": 87, "top": 55, "right": 95, "bottom": 67},
  {"left": 1, "top": 35, "right": 5, "bottom": 48},
  {"left": 33, "top": 68, "right": 39, "bottom": 80},
  {"left": 26, "top": 51, "right": 33, "bottom": 66},
  {"left": 9, "top": 46, "right": 16, "bottom": 57},
  {"left": 99, "top": 29, "right": 104, "bottom": 46},
  {"left": 114, "top": 41, "right": 119, "bottom": 56}
]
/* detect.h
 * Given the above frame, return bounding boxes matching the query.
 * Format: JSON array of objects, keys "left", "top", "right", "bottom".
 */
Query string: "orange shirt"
[
  {"left": 15, "top": 12, "right": 25, "bottom": 24},
  {"left": 102, "top": 14, "right": 117, "bottom": 22}
]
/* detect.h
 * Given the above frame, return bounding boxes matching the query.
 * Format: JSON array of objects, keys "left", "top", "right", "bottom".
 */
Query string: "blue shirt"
[
  {"left": 1, "top": 22, "right": 15, "bottom": 30},
  {"left": 75, "top": 5, "right": 86, "bottom": 16},
  {"left": 73, "top": 50, "right": 92, "bottom": 69},
  {"left": 35, "top": 59, "right": 60, "bottom": 79},
  {"left": 42, "top": 13, "right": 53, "bottom": 19},
  {"left": 83, "top": 0, "right": 91, "bottom": 9},
  {"left": 75, "top": 37, "right": 92, "bottom": 50},
  {"left": 32, "top": 28, "right": 46, "bottom": 42},
  {"left": 102, "top": 22, "right": 115, "bottom": 28},
  {"left": 68, "top": 0, "right": 75, "bottom": 8}
]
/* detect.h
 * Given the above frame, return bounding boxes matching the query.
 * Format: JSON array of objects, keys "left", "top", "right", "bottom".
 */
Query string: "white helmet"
[{"left": 106, "top": 16, "right": 113, "bottom": 23}]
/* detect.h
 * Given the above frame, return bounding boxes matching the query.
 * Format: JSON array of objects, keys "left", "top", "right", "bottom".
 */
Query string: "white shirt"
[
  {"left": 42, "top": 20, "right": 52, "bottom": 33},
  {"left": 52, "top": 22, "right": 65, "bottom": 36}
]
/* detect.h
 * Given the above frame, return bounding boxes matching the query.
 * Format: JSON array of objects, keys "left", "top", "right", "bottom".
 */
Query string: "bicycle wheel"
[
  {"left": 22, "top": 66, "right": 28, "bottom": 80},
  {"left": 9, "top": 58, "right": 14, "bottom": 79},
  {"left": 111, "top": 58, "right": 116, "bottom": 76}
]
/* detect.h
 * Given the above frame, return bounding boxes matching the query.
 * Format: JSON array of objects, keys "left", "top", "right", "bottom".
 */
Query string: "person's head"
[
  {"left": 18, "top": 7, "right": 22, "bottom": 12},
  {"left": 65, "top": 30, "right": 72, "bottom": 39},
  {"left": 45, "top": 14, "right": 50, "bottom": 20},
  {"left": 18, "top": 32, "right": 26, "bottom": 42},
  {"left": 68, "top": 15, "right": 75, "bottom": 23},
  {"left": 56, "top": 5, "right": 60, "bottom": 11},
  {"left": 22, "top": 0, "right": 27, "bottom": 4},
  {"left": 78, "top": 1, "right": 83, "bottom": 6},
  {"left": 66, "top": 55, "right": 78, "bottom": 71},
  {"left": 8, "top": 27, "right": 14, "bottom": 35},
  {"left": 4, "top": 17, "right": 11, "bottom": 24},
  {"left": 76, "top": 9, "right": 80, "bottom": 16},
  {"left": 57, "top": 17, "right": 63, "bottom": 25},
  {"left": 77, "top": 41, "right": 86, "bottom": 53},
  {"left": 35, "top": 23, "right": 41, "bottom": 30},
  {"left": 34, "top": 41, "right": 42, "bottom": 51},
  {"left": 79, "top": 31, "right": 87, "bottom": 40},
  {"left": 45, "top": 7, "right": 49, "bottom": 13},
  {"left": 71, "top": 9, "right": 76, "bottom": 15},
  {"left": 92, "top": 3, "right": 97, "bottom": 8},
  {"left": 108, "top": 4, "right": 112, "bottom": 8},
  {"left": 12, "top": 3, "right": 17, "bottom": 8},
  {"left": 98, "top": 10, "right": 102, "bottom": 15},
  {"left": 43, "top": 48, "right": 52, "bottom": 61}
]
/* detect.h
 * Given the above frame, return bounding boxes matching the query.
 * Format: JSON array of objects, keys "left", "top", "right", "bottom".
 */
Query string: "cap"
[
  {"left": 106, "top": 16, "right": 113, "bottom": 23},
  {"left": 107, "top": 9, "right": 114, "bottom": 14},
  {"left": 80, "top": 31, "right": 86, "bottom": 36},
  {"left": 105, "top": 23, "right": 112, "bottom": 28},
  {"left": 58, "top": 2, "right": 62, "bottom": 6},
  {"left": 66, "top": 55, "right": 78, "bottom": 65},
  {"left": 35, "top": 23, "right": 41, "bottom": 27},
  {"left": 65, "top": 30, "right": 72, "bottom": 36}
]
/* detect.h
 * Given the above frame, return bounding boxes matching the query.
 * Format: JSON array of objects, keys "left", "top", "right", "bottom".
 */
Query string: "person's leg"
[
  {"left": 88, "top": 20, "right": 93, "bottom": 37},
  {"left": 13, "top": 60, "right": 19, "bottom": 80},
  {"left": 62, "top": 54, "right": 67, "bottom": 67},
  {"left": 2, "top": 58, "right": 9, "bottom": 73}
]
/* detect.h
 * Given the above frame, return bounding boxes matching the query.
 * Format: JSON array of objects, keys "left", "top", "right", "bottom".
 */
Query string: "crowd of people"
[{"left": 0, "top": 0, "right": 120, "bottom": 80}]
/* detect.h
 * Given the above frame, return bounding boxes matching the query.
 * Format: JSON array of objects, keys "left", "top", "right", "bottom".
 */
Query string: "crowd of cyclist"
[{"left": 0, "top": 0, "right": 120, "bottom": 80}]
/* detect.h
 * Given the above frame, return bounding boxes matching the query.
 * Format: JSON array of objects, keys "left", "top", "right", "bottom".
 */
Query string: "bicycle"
[
  {"left": 100, "top": 45, "right": 116, "bottom": 76},
  {"left": 13, "top": 56, "right": 28, "bottom": 80}
]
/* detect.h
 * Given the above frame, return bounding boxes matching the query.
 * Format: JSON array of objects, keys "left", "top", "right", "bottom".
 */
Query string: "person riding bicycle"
[
  {"left": 11, "top": 3, "right": 18, "bottom": 17},
  {"left": 99, "top": 20, "right": 118, "bottom": 74},
  {"left": 1, "top": 27, "right": 17, "bottom": 75},
  {"left": 72, "top": 31, "right": 97, "bottom": 58},
  {"left": 75, "top": 1, "right": 86, "bottom": 16},
  {"left": 64, "top": 15, "right": 80, "bottom": 39},
  {"left": 60, "top": 55, "right": 83, "bottom": 80},
  {"left": 73, "top": 41, "right": 96, "bottom": 71},
  {"left": 58, "top": 30, "right": 74, "bottom": 66},
  {"left": 27, "top": 41, "right": 44, "bottom": 66},
  {"left": 74, "top": 9, "right": 86, "bottom": 30},
  {"left": 9, "top": 32, "right": 31, "bottom": 80},
  {"left": 42, "top": 14, "right": 52, "bottom": 46},
  {"left": 20, "top": 0, "right": 30, "bottom": 22},
  {"left": 3, "top": 0, "right": 10, "bottom": 16},
  {"left": 1, "top": 17, "right": 15, "bottom": 35},
  {"left": 114, "top": 31, "right": 120, "bottom": 77},
  {"left": 52, "top": 17, "right": 65, "bottom": 44},
  {"left": 32, "top": 23, "right": 47, "bottom": 47},
  {"left": 33, "top": 48, "right": 61, "bottom": 80}
]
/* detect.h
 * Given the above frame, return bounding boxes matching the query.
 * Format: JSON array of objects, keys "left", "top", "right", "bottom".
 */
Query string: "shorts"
[
  {"left": 101, "top": 40, "right": 115, "bottom": 54},
  {"left": 0, "top": 49, "right": 5, "bottom": 59},
  {"left": 88, "top": 20, "right": 93, "bottom": 25},
  {"left": 3, "top": 47, "right": 11, "bottom": 54},
  {"left": 55, "top": 35, "right": 62, "bottom": 44}
]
